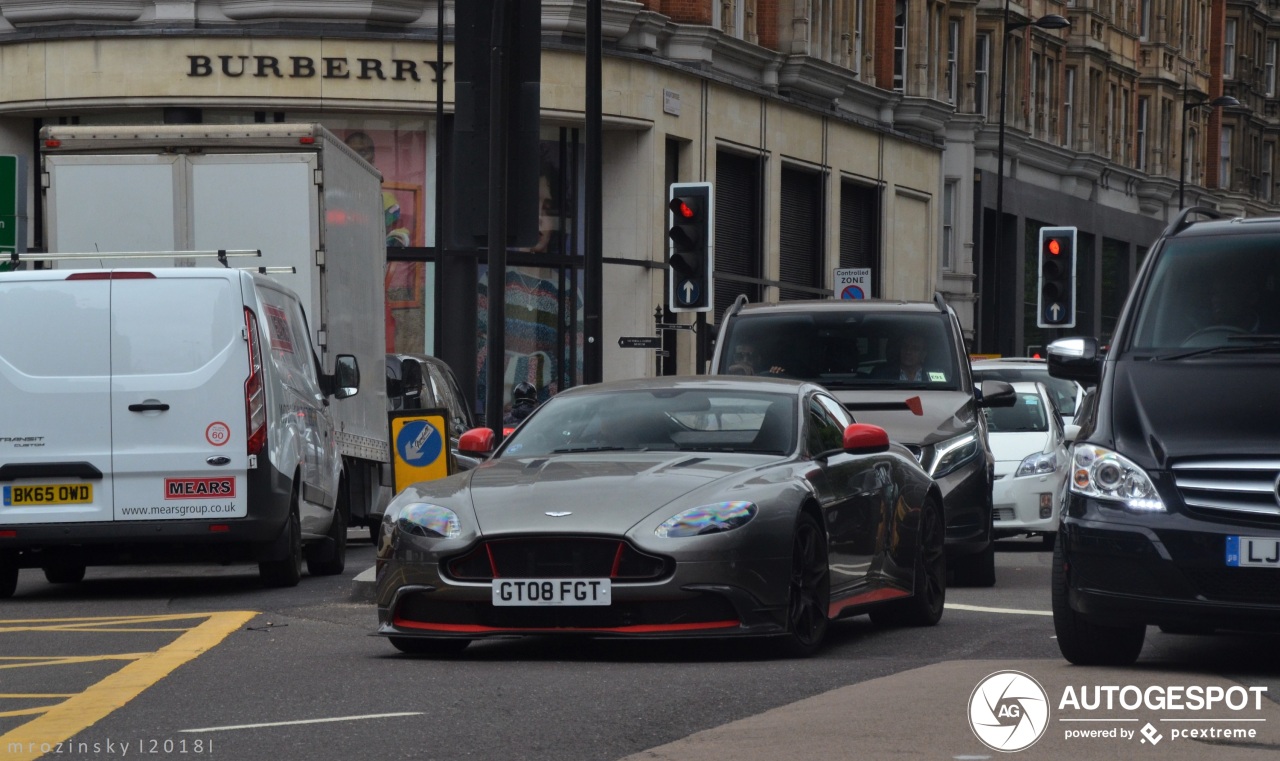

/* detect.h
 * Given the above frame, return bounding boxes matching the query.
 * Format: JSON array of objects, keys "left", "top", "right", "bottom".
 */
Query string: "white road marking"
[
  {"left": 945, "top": 602, "right": 1051, "bottom": 617},
  {"left": 354, "top": 566, "right": 377, "bottom": 583},
  {"left": 181, "top": 712, "right": 422, "bottom": 733}
]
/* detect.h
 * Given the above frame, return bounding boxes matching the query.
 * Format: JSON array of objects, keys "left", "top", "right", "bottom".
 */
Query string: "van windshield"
[
  {"left": 1130, "top": 235, "right": 1280, "bottom": 352},
  {"left": 719, "top": 311, "right": 960, "bottom": 391}
]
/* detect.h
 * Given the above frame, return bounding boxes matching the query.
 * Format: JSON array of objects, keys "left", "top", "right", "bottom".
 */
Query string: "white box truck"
[{"left": 37, "top": 123, "right": 390, "bottom": 532}]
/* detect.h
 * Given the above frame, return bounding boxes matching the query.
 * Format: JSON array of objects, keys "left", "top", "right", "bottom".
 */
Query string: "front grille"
[
  {"left": 1180, "top": 567, "right": 1280, "bottom": 605},
  {"left": 1171, "top": 459, "right": 1280, "bottom": 524},
  {"left": 994, "top": 508, "right": 1016, "bottom": 522},
  {"left": 395, "top": 590, "right": 740, "bottom": 630},
  {"left": 445, "top": 537, "right": 670, "bottom": 582}
]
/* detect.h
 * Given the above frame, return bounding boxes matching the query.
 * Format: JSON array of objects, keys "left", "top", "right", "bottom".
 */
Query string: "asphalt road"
[{"left": 1, "top": 537, "right": 1277, "bottom": 761}]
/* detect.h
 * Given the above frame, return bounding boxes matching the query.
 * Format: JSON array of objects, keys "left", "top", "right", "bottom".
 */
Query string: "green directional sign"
[{"left": 0, "top": 155, "right": 26, "bottom": 269}]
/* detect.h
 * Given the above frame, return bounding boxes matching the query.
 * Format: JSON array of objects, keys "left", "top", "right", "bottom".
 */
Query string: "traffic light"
[
  {"left": 1037, "top": 226, "right": 1077, "bottom": 328},
  {"left": 666, "top": 182, "right": 714, "bottom": 313}
]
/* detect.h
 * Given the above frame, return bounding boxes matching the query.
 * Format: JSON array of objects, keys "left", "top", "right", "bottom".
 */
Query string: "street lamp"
[
  {"left": 1177, "top": 73, "right": 1239, "bottom": 209},
  {"left": 991, "top": 0, "right": 1070, "bottom": 353}
]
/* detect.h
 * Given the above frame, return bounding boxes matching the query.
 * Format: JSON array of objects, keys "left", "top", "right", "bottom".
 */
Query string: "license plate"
[
  {"left": 2, "top": 483, "right": 94, "bottom": 507},
  {"left": 491, "top": 578, "right": 612, "bottom": 606},
  {"left": 1226, "top": 536, "right": 1280, "bottom": 567}
]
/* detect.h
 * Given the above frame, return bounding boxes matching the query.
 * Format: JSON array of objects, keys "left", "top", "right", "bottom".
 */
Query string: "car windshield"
[
  {"left": 719, "top": 311, "right": 959, "bottom": 391},
  {"left": 1130, "top": 233, "right": 1280, "bottom": 353},
  {"left": 983, "top": 391, "right": 1049, "bottom": 433},
  {"left": 972, "top": 366, "right": 1078, "bottom": 418},
  {"left": 499, "top": 388, "right": 798, "bottom": 457}
]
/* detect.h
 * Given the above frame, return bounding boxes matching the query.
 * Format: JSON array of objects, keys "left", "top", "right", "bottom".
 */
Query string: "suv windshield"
[
  {"left": 1130, "top": 234, "right": 1280, "bottom": 352},
  {"left": 719, "top": 311, "right": 959, "bottom": 391}
]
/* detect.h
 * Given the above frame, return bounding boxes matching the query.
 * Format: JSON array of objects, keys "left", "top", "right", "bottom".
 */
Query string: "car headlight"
[
  {"left": 1069, "top": 444, "right": 1164, "bottom": 511},
  {"left": 930, "top": 432, "right": 980, "bottom": 479},
  {"left": 395, "top": 502, "right": 463, "bottom": 538},
  {"left": 1015, "top": 451, "right": 1059, "bottom": 478},
  {"left": 655, "top": 501, "right": 757, "bottom": 538}
]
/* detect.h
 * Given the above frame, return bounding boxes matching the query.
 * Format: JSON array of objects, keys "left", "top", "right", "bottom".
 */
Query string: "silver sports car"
[{"left": 374, "top": 376, "right": 945, "bottom": 657}]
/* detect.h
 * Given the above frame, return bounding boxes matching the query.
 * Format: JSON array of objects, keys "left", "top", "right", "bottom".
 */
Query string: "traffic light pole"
[
  {"left": 583, "top": 0, "right": 603, "bottom": 385},
  {"left": 484, "top": 0, "right": 511, "bottom": 440}
]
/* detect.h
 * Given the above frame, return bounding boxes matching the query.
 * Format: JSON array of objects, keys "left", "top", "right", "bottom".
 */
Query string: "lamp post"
[
  {"left": 1177, "top": 72, "right": 1239, "bottom": 209},
  {"left": 992, "top": 1, "right": 1069, "bottom": 354}
]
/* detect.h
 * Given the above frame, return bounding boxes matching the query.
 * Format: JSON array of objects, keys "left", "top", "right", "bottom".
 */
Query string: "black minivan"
[{"left": 1048, "top": 207, "right": 1280, "bottom": 665}]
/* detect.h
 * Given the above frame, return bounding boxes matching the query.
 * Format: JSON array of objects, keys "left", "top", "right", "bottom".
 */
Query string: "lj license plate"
[
  {"left": 492, "top": 578, "right": 611, "bottom": 606},
  {"left": 2, "top": 484, "right": 93, "bottom": 507},
  {"left": 1226, "top": 536, "right": 1280, "bottom": 567}
]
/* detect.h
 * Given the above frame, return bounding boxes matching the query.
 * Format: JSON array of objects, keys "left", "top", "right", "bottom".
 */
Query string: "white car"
[
  {"left": 984, "top": 381, "right": 1070, "bottom": 547},
  {"left": 971, "top": 357, "right": 1085, "bottom": 427}
]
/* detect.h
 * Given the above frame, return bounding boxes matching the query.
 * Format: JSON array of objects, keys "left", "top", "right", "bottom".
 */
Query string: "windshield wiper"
[
  {"left": 1153, "top": 335, "right": 1280, "bottom": 361},
  {"left": 551, "top": 446, "right": 628, "bottom": 453}
]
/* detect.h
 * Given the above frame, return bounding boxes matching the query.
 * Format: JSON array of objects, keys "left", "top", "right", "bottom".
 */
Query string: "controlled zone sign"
[
  {"left": 389, "top": 409, "right": 451, "bottom": 493},
  {"left": 835, "top": 267, "right": 871, "bottom": 299}
]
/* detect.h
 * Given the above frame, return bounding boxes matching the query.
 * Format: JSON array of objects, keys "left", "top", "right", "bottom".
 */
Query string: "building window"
[
  {"left": 1106, "top": 82, "right": 1116, "bottom": 159},
  {"left": 713, "top": 0, "right": 746, "bottom": 40},
  {"left": 1264, "top": 142, "right": 1274, "bottom": 202},
  {"left": 1140, "top": 0, "right": 1151, "bottom": 40},
  {"left": 894, "top": 0, "right": 908, "bottom": 94},
  {"left": 1225, "top": 19, "right": 1237, "bottom": 78},
  {"left": 1046, "top": 58, "right": 1057, "bottom": 142},
  {"left": 975, "top": 33, "right": 991, "bottom": 116},
  {"left": 1121, "top": 88, "right": 1130, "bottom": 165},
  {"left": 1268, "top": 40, "right": 1277, "bottom": 97},
  {"left": 1220, "top": 125, "right": 1233, "bottom": 189},
  {"left": 947, "top": 19, "right": 960, "bottom": 105},
  {"left": 1064, "top": 68, "right": 1075, "bottom": 149},
  {"left": 942, "top": 180, "right": 956, "bottom": 273},
  {"left": 854, "top": 0, "right": 866, "bottom": 76},
  {"left": 1030, "top": 53, "right": 1041, "bottom": 137},
  {"left": 1136, "top": 96, "right": 1149, "bottom": 172}
]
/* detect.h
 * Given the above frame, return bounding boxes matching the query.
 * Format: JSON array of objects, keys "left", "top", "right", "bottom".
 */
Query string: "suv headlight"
[
  {"left": 656, "top": 501, "right": 757, "bottom": 538},
  {"left": 1069, "top": 444, "right": 1164, "bottom": 511},
  {"left": 1015, "top": 451, "right": 1059, "bottom": 478},
  {"left": 930, "top": 432, "right": 980, "bottom": 479}
]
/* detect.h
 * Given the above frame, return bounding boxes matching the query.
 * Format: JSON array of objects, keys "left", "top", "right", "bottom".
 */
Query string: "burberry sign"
[{"left": 187, "top": 55, "right": 450, "bottom": 83}]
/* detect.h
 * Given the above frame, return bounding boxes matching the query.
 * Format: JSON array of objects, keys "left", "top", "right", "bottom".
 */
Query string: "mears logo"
[
  {"left": 969, "top": 670, "right": 1051, "bottom": 752},
  {"left": 164, "top": 477, "right": 236, "bottom": 500}
]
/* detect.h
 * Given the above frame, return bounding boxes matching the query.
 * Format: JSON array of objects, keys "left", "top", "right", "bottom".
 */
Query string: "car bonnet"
[
  {"left": 828, "top": 388, "right": 978, "bottom": 447},
  {"left": 461, "top": 453, "right": 774, "bottom": 534}
]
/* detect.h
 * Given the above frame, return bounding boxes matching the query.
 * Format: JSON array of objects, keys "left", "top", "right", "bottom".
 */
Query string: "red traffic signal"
[{"left": 1046, "top": 238, "right": 1061, "bottom": 256}]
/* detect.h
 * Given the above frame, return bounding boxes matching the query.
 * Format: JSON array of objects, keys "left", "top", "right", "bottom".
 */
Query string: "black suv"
[
  {"left": 711, "top": 295, "right": 1015, "bottom": 586},
  {"left": 1048, "top": 207, "right": 1280, "bottom": 665}
]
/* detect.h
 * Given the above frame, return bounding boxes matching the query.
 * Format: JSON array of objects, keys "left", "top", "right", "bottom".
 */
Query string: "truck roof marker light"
[
  {"left": 299, "top": 136, "right": 316, "bottom": 145},
  {"left": 44, "top": 139, "right": 62, "bottom": 148}
]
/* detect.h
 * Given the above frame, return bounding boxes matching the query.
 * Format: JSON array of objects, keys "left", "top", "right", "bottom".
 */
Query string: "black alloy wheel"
[
  {"left": 781, "top": 512, "right": 830, "bottom": 657},
  {"left": 871, "top": 498, "right": 946, "bottom": 627},
  {"left": 390, "top": 637, "right": 471, "bottom": 656},
  {"left": 1051, "top": 538, "right": 1145, "bottom": 665}
]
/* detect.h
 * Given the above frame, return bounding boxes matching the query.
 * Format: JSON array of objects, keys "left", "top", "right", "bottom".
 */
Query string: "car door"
[{"left": 807, "top": 392, "right": 893, "bottom": 594}]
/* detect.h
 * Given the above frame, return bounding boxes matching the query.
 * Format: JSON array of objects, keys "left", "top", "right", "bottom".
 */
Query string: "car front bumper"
[
  {"left": 992, "top": 470, "right": 1063, "bottom": 534},
  {"left": 1060, "top": 494, "right": 1280, "bottom": 630}
]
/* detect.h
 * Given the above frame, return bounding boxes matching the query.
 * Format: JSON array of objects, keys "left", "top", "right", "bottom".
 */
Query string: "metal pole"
[
  {"left": 1178, "top": 71, "right": 1188, "bottom": 209},
  {"left": 583, "top": 0, "right": 603, "bottom": 385},
  {"left": 434, "top": 0, "right": 446, "bottom": 357},
  {"left": 485, "top": 0, "right": 511, "bottom": 440},
  {"left": 994, "top": 0, "right": 1012, "bottom": 356}
]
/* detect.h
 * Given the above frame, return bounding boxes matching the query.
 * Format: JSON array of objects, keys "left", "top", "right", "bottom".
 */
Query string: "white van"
[{"left": 0, "top": 266, "right": 359, "bottom": 596}]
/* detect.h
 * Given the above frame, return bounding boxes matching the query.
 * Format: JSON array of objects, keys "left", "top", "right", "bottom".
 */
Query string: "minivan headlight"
[
  {"left": 1070, "top": 444, "right": 1164, "bottom": 511},
  {"left": 930, "top": 432, "right": 980, "bottom": 479},
  {"left": 656, "top": 501, "right": 757, "bottom": 538},
  {"left": 1015, "top": 451, "right": 1059, "bottom": 478}
]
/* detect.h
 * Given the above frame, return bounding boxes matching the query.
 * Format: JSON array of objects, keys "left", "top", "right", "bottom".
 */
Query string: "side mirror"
[
  {"left": 1063, "top": 423, "right": 1081, "bottom": 444},
  {"left": 458, "top": 427, "right": 496, "bottom": 456},
  {"left": 977, "top": 379, "right": 1016, "bottom": 408},
  {"left": 842, "top": 423, "right": 891, "bottom": 454},
  {"left": 1047, "top": 337, "right": 1102, "bottom": 384},
  {"left": 332, "top": 354, "right": 360, "bottom": 399}
]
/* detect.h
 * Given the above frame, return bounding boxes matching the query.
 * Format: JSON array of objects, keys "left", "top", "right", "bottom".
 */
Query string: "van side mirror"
[
  {"left": 1047, "top": 337, "right": 1102, "bottom": 384},
  {"left": 977, "top": 379, "right": 1017, "bottom": 408},
  {"left": 331, "top": 354, "right": 360, "bottom": 399}
]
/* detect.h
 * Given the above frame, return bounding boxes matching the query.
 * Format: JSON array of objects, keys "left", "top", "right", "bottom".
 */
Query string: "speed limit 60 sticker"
[{"left": 206, "top": 422, "right": 231, "bottom": 447}]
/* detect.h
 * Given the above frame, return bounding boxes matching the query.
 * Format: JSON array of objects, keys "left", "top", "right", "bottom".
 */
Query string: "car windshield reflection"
[{"left": 500, "top": 389, "right": 797, "bottom": 458}]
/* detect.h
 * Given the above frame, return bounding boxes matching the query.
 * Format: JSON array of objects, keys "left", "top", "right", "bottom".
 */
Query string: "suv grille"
[
  {"left": 1171, "top": 459, "right": 1280, "bottom": 523},
  {"left": 445, "top": 537, "right": 671, "bottom": 582}
]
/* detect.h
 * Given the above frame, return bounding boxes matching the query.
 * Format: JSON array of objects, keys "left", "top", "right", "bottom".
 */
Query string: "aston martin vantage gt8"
[{"left": 374, "top": 376, "right": 945, "bottom": 657}]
